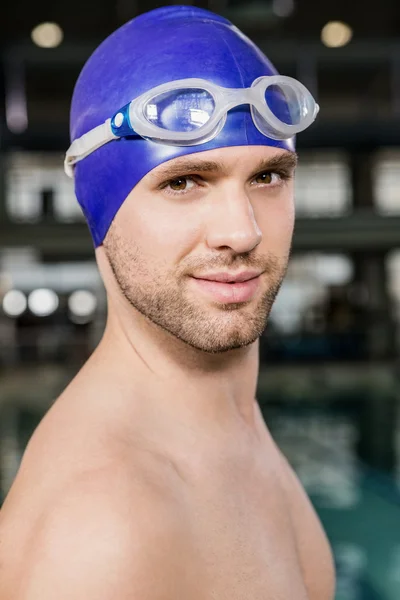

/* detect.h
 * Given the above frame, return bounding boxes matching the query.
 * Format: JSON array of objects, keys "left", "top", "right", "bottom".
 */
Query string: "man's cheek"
[{"left": 261, "top": 220, "right": 293, "bottom": 249}]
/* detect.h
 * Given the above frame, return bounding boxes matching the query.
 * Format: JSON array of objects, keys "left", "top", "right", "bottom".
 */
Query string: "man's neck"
[{"left": 90, "top": 305, "right": 260, "bottom": 437}]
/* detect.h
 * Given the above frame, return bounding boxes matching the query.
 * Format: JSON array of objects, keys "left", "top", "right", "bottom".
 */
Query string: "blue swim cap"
[{"left": 70, "top": 5, "right": 295, "bottom": 247}]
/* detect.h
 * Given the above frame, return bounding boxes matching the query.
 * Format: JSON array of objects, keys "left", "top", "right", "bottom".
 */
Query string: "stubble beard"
[{"left": 103, "top": 227, "right": 288, "bottom": 354}]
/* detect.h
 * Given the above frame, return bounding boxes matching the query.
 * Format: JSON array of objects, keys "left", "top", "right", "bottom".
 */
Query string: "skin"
[{"left": 0, "top": 145, "right": 335, "bottom": 599}]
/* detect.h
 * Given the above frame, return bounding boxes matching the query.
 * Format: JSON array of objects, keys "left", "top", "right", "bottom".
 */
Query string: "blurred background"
[{"left": 1, "top": 0, "right": 400, "bottom": 598}]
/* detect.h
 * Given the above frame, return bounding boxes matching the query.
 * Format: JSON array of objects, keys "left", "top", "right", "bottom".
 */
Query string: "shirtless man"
[{"left": 0, "top": 6, "right": 335, "bottom": 599}]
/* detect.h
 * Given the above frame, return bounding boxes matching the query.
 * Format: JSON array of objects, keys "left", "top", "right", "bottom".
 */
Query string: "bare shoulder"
[{"left": 0, "top": 464, "right": 191, "bottom": 600}]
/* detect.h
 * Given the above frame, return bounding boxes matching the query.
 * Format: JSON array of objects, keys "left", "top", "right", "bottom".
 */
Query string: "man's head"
[{"left": 67, "top": 5, "right": 317, "bottom": 353}]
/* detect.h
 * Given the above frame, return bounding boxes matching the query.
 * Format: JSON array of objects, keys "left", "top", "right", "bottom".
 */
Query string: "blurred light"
[
  {"left": 6, "top": 96, "right": 28, "bottom": 133},
  {"left": 314, "top": 255, "right": 353, "bottom": 285},
  {"left": 2, "top": 290, "right": 27, "bottom": 317},
  {"left": 31, "top": 22, "right": 64, "bottom": 49},
  {"left": 68, "top": 290, "right": 97, "bottom": 318},
  {"left": 28, "top": 288, "right": 59, "bottom": 317},
  {"left": 272, "top": 0, "right": 295, "bottom": 18},
  {"left": 321, "top": 21, "right": 352, "bottom": 48},
  {"left": 5, "top": 61, "right": 28, "bottom": 133}
]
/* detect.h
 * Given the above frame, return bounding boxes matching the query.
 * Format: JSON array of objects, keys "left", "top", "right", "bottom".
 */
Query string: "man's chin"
[{"left": 178, "top": 332, "right": 260, "bottom": 354}]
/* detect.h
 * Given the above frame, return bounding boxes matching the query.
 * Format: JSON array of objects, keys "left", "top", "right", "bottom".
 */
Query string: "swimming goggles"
[{"left": 64, "top": 75, "right": 319, "bottom": 177}]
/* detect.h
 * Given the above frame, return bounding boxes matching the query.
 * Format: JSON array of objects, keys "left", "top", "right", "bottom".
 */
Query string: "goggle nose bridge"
[{"left": 220, "top": 86, "right": 263, "bottom": 111}]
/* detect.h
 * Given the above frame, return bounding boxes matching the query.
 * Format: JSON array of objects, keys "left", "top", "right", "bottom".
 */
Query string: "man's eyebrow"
[
  {"left": 150, "top": 160, "right": 225, "bottom": 181},
  {"left": 252, "top": 152, "right": 298, "bottom": 175},
  {"left": 150, "top": 151, "right": 298, "bottom": 182}
]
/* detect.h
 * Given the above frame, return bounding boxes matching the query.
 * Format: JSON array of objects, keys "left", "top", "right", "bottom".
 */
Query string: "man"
[{"left": 0, "top": 6, "right": 335, "bottom": 599}]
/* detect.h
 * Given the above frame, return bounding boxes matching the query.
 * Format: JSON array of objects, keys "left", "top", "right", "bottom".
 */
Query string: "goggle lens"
[
  {"left": 264, "top": 83, "right": 307, "bottom": 126},
  {"left": 144, "top": 88, "right": 215, "bottom": 132}
]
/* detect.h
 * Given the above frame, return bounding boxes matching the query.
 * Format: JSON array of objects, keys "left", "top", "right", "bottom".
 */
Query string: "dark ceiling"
[{"left": 3, "top": 0, "right": 400, "bottom": 46}]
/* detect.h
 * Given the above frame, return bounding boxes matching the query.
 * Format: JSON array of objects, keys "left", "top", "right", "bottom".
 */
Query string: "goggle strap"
[{"left": 64, "top": 119, "right": 117, "bottom": 177}]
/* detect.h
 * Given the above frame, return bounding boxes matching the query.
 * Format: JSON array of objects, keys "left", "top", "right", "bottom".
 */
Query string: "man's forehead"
[{"left": 146, "top": 147, "right": 298, "bottom": 181}]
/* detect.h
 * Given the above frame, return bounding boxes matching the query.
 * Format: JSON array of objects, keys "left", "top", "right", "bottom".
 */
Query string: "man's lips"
[
  {"left": 190, "top": 271, "right": 262, "bottom": 303},
  {"left": 192, "top": 270, "right": 262, "bottom": 284}
]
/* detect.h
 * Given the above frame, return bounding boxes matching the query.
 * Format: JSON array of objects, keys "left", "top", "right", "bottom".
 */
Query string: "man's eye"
[
  {"left": 253, "top": 172, "right": 279, "bottom": 185},
  {"left": 167, "top": 177, "right": 196, "bottom": 192}
]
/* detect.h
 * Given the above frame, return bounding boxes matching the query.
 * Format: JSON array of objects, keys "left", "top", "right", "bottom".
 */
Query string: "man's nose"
[{"left": 205, "top": 185, "right": 262, "bottom": 254}]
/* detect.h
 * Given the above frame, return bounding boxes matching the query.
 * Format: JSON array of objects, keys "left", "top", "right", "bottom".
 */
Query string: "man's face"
[{"left": 102, "top": 145, "right": 296, "bottom": 353}]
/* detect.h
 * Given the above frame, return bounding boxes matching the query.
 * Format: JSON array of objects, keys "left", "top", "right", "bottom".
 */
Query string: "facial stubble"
[{"left": 103, "top": 225, "right": 288, "bottom": 354}]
